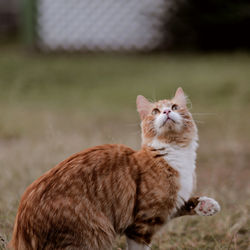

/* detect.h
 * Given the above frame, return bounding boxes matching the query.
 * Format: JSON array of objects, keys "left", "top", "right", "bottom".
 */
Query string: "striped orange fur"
[{"left": 10, "top": 88, "right": 220, "bottom": 250}]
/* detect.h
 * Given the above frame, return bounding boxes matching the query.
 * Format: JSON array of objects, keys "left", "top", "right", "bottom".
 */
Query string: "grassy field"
[{"left": 0, "top": 46, "right": 249, "bottom": 249}]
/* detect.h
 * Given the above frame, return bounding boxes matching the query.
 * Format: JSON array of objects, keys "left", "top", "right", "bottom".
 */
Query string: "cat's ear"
[
  {"left": 173, "top": 87, "right": 187, "bottom": 107},
  {"left": 136, "top": 95, "right": 151, "bottom": 120}
]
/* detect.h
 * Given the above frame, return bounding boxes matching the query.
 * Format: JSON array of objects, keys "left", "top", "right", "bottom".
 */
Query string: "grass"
[{"left": 0, "top": 46, "right": 249, "bottom": 249}]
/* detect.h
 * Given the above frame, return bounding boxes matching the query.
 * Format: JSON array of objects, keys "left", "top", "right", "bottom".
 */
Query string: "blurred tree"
[
  {"left": 0, "top": 0, "right": 19, "bottom": 43},
  {"left": 161, "top": 0, "right": 250, "bottom": 51}
]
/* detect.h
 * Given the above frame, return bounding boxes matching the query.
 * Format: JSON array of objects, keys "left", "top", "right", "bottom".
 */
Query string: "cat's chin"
[
  {"left": 158, "top": 123, "right": 183, "bottom": 135},
  {"left": 160, "top": 120, "right": 175, "bottom": 129}
]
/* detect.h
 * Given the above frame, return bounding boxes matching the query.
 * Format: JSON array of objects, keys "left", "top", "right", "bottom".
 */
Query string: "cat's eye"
[
  {"left": 172, "top": 104, "right": 178, "bottom": 111},
  {"left": 152, "top": 108, "right": 160, "bottom": 115}
]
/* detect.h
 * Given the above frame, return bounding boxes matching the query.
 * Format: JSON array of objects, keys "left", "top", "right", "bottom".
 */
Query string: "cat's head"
[{"left": 137, "top": 87, "right": 197, "bottom": 147}]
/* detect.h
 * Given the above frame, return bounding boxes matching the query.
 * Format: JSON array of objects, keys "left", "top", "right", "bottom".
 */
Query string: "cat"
[{"left": 10, "top": 87, "right": 220, "bottom": 250}]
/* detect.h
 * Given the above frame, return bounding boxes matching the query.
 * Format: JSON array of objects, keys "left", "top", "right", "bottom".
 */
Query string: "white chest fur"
[{"left": 149, "top": 138, "right": 198, "bottom": 208}]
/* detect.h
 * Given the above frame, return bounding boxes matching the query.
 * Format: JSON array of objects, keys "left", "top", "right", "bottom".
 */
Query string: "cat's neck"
[
  {"left": 144, "top": 137, "right": 198, "bottom": 175},
  {"left": 145, "top": 136, "right": 198, "bottom": 204},
  {"left": 144, "top": 135, "right": 198, "bottom": 153}
]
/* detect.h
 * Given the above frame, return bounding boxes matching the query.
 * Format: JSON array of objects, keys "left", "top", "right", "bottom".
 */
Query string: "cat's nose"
[{"left": 163, "top": 109, "right": 171, "bottom": 115}]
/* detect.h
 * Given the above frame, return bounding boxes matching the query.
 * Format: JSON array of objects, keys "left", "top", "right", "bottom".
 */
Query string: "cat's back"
[
  {"left": 17, "top": 143, "right": 137, "bottom": 214},
  {"left": 24, "top": 143, "right": 136, "bottom": 195},
  {"left": 11, "top": 144, "right": 137, "bottom": 250}
]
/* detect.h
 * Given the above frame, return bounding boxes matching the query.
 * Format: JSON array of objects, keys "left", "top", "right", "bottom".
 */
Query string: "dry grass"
[{"left": 0, "top": 47, "right": 249, "bottom": 249}]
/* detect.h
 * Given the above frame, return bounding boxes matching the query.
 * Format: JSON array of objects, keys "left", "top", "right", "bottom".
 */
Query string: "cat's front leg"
[
  {"left": 174, "top": 196, "right": 221, "bottom": 218},
  {"left": 126, "top": 237, "right": 150, "bottom": 250},
  {"left": 193, "top": 196, "right": 221, "bottom": 216}
]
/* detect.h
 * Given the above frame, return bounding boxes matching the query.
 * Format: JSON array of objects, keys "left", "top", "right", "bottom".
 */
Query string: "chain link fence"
[{"left": 33, "top": 0, "right": 170, "bottom": 51}]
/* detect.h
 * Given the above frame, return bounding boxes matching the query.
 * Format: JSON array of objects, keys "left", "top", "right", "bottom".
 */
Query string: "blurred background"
[{"left": 0, "top": 0, "right": 250, "bottom": 249}]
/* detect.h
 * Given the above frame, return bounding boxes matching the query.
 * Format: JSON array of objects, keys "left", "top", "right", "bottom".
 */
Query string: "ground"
[{"left": 0, "top": 46, "right": 249, "bottom": 249}]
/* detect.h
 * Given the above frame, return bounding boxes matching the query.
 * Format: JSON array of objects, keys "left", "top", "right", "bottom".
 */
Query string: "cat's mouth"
[{"left": 161, "top": 117, "right": 175, "bottom": 127}]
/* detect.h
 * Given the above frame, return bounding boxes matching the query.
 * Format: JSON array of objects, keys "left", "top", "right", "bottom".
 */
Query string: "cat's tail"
[
  {"left": 8, "top": 214, "right": 30, "bottom": 250},
  {"left": 8, "top": 214, "right": 19, "bottom": 250}
]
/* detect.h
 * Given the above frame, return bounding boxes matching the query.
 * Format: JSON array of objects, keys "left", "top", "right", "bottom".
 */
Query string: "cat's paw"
[{"left": 194, "top": 196, "right": 220, "bottom": 216}]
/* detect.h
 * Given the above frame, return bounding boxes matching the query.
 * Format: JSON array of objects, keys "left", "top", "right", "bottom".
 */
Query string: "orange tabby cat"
[{"left": 10, "top": 88, "right": 220, "bottom": 250}]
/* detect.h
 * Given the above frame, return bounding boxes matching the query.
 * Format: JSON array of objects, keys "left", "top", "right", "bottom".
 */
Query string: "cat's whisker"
[
  {"left": 192, "top": 113, "right": 217, "bottom": 116},
  {"left": 130, "top": 130, "right": 141, "bottom": 136},
  {"left": 193, "top": 120, "right": 204, "bottom": 124},
  {"left": 184, "top": 118, "right": 204, "bottom": 124},
  {"left": 125, "top": 123, "right": 141, "bottom": 127},
  {"left": 186, "top": 99, "right": 193, "bottom": 110}
]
